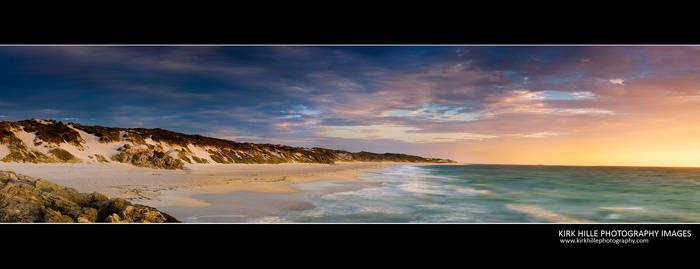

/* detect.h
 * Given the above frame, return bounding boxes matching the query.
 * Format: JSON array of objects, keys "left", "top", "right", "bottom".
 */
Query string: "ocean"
[
  {"left": 171, "top": 164, "right": 700, "bottom": 223},
  {"left": 277, "top": 164, "right": 700, "bottom": 223}
]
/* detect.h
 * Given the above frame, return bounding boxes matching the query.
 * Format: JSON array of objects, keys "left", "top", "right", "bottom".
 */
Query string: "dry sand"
[{"left": 0, "top": 161, "right": 406, "bottom": 208}]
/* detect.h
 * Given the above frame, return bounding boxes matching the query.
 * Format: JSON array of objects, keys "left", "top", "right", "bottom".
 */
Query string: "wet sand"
[{"left": 161, "top": 180, "right": 376, "bottom": 222}]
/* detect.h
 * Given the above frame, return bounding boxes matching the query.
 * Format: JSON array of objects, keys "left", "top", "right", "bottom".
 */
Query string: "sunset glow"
[{"left": 2, "top": 46, "right": 700, "bottom": 166}]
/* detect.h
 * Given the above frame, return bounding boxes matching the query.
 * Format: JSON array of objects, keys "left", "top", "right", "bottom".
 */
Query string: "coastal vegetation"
[
  {"left": 94, "top": 154, "right": 110, "bottom": 163},
  {"left": 49, "top": 148, "right": 81, "bottom": 163},
  {"left": 18, "top": 119, "right": 84, "bottom": 147},
  {"left": 0, "top": 119, "right": 456, "bottom": 169}
]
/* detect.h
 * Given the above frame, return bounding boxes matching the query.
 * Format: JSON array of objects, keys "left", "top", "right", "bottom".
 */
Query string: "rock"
[
  {"left": 111, "top": 152, "right": 130, "bottom": 163},
  {"left": 0, "top": 171, "right": 19, "bottom": 182},
  {"left": 163, "top": 157, "right": 184, "bottom": 169},
  {"left": 110, "top": 146, "right": 184, "bottom": 170},
  {"left": 87, "top": 192, "right": 109, "bottom": 203},
  {"left": 68, "top": 207, "right": 98, "bottom": 222},
  {"left": 35, "top": 178, "right": 91, "bottom": 205},
  {"left": 0, "top": 171, "right": 179, "bottom": 223},
  {"left": 96, "top": 198, "right": 178, "bottom": 223},
  {"left": 44, "top": 208, "right": 74, "bottom": 223},
  {"left": 114, "top": 204, "right": 171, "bottom": 223},
  {"left": 95, "top": 198, "right": 130, "bottom": 220},
  {"left": 105, "top": 213, "right": 128, "bottom": 223}
]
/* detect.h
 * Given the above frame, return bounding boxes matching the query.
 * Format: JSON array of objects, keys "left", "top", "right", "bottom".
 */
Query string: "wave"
[
  {"left": 605, "top": 213, "right": 622, "bottom": 219},
  {"left": 186, "top": 214, "right": 248, "bottom": 221},
  {"left": 383, "top": 165, "right": 456, "bottom": 180},
  {"left": 399, "top": 182, "right": 450, "bottom": 195},
  {"left": 358, "top": 206, "right": 402, "bottom": 215},
  {"left": 323, "top": 185, "right": 401, "bottom": 200},
  {"left": 257, "top": 216, "right": 286, "bottom": 223},
  {"left": 598, "top": 206, "right": 646, "bottom": 211},
  {"left": 506, "top": 204, "right": 591, "bottom": 223},
  {"left": 454, "top": 187, "right": 492, "bottom": 196}
]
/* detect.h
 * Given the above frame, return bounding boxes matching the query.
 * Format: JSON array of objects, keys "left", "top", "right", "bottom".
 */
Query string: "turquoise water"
[{"left": 280, "top": 164, "right": 700, "bottom": 223}]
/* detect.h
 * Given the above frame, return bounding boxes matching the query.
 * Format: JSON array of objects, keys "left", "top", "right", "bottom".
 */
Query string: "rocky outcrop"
[
  {"left": 111, "top": 144, "right": 184, "bottom": 170},
  {"left": 0, "top": 171, "right": 179, "bottom": 223}
]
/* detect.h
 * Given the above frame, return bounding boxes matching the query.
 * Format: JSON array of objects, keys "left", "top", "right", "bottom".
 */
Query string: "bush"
[{"left": 49, "top": 148, "right": 81, "bottom": 163}]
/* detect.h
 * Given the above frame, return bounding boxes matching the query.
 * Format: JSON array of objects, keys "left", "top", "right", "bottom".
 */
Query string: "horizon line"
[{"left": 452, "top": 162, "right": 700, "bottom": 169}]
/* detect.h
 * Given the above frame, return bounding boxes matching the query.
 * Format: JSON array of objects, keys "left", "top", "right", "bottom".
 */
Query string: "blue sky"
[{"left": 2, "top": 46, "right": 700, "bottom": 165}]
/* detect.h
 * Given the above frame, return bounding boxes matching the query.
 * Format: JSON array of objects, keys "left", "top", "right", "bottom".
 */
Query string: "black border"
[
  {"left": 2, "top": 12, "right": 698, "bottom": 45},
  {"left": 4, "top": 223, "right": 698, "bottom": 251},
  {"left": 3, "top": 19, "right": 699, "bottom": 255}
]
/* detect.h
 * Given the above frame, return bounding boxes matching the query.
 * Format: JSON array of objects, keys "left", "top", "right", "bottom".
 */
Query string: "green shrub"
[
  {"left": 49, "top": 148, "right": 81, "bottom": 163},
  {"left": 209, "top": 153, "right": 230, "bottom": 164},
  {"left": 177, "top": 150, "right": 192, "bottom": 164},
  {"left": 191, "top": 156, "right": 208, "bottom": 164},
  {"left": 94, "top": 154, "right": 110, "bottom": 163}
]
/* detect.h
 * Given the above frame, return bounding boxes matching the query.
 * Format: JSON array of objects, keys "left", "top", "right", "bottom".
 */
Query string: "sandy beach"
[{"left": 0, "top": 161, "right": 404, "bottom": 209}]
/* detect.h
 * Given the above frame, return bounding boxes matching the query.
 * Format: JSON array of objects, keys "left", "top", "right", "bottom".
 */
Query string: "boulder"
[
  {"left": 0, "top": 171, "right": 179, "bottom": 223},
  {"left": 111, "top": 152, "right": 130, "bottom": 163},
  {"left": 111, "top": 147, "right": 184, "bottom": 170}
]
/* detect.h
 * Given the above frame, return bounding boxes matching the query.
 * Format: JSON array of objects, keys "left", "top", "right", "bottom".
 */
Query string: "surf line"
[{"left": 506, "top": 204, "right": 591, "bottom": 223}]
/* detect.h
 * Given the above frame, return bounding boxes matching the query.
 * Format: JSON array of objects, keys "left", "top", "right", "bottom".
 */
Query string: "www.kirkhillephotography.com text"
[{"left": 0, "top": 44, "right": 698, "bottom": 250}]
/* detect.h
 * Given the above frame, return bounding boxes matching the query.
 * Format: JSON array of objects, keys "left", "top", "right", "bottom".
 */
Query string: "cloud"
[
  {"left": 609, "top": 79, "right": 625, "bottom": 85},
  {"left": 479, "top": 90, "right": 611, "bottom": 116},
  {"left": 37, "top": 109, "right": 62, "bottom": 115},
  {"left": 506, "top": 132, "right": 561, "bottom": 138},
  {"left": 323, "top": 125, "right": 497, "bottom": 143},
  {"left": 382, "top": 103, "right": 487, "bottom": 122},
  {"left": 529, "top": 91, "right": 595, "bottom": 100},
  {"left": 555, "top": 108, "right": 612, "bottom": 115},
  {"left": 4, "top": 46, "right": 700, "bottom": 164}
]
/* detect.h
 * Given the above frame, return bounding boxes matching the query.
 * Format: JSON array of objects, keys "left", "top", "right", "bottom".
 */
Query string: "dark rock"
[
  {"left": 87, "top": 192, "right": 109, "bottom": 203},
  {"left": 113, "top": 146, "right": 184, "bottom": 170},
  {"left": 111, "top": 152, "right": 130, "bottom": 163},
  {"left": 0, "top": 171, "right": 179, "bottom": 223}
]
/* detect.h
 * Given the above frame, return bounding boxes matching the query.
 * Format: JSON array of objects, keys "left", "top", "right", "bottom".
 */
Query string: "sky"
[{"left": 1, "top": 46, "right": 700, "bottom": 167}]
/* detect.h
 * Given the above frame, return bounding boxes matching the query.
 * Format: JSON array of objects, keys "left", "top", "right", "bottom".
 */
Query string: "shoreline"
[
  {"left": 0, "top": 161, "right": 439, "bottom": 210},
  {"left": 143, "top": 162, "right": 395, "bottom": 208}
]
